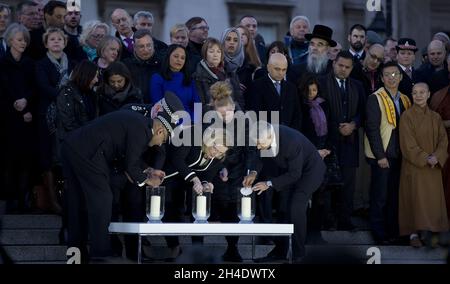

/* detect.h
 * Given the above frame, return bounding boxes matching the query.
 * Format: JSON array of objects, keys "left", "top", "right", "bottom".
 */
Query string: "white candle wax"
[
  {"left": 150, "top": 195, "right": 161, "bottom": 218},
  {"left": 196, "top": 195, "right": 207, "bottom": 218},
  {"left": 241, "top": 197, "right": 252, "bottom": 219}
]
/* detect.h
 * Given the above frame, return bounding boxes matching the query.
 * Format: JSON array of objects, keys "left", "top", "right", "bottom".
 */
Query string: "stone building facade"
[{"left": 3, "top": 0, "right": 450, "bottom": 53}]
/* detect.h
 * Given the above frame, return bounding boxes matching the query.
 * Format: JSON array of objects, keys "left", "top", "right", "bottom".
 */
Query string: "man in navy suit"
[
  {"left": 251, "top": 122, "right": 326, "bottom": 262},
  {"left": 247, "top": 53, "right": 302, "bottom": 233},
  {"left": 247, "top": 53, "right": 301, "bottom": 130}
]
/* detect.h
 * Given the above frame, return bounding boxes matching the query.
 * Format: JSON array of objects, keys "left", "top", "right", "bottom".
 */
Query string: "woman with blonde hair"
[
  {"left": 161, "top": 125, "right": 232, "bottom": 261},
  {"left": 208, "top": 81, "right": 258, "bottom": 262},
  {"left": 94, "top": 35, "right": 122, "bottom": 83},
  {"left": 170, "top": 24, "right": 189, "bottom": 48},
  {"left": 35, "top": 27, "right": 76, "bottom": 213}
]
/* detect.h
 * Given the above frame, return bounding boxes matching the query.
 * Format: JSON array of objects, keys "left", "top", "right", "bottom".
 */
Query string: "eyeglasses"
[
  {"left": 383, "top": 72, "right": 402, "bottom": 78},
  {"left": 90, "top": 33, "right": 105, "bottom": 39},
  {"left": 136, "top": 43, "right": 153, "bottom": 50},
  {"left": 369, "top": 51, "right": 384, "bottom": 63},
  {"left": 191, "top": 25, "right": 209, "bottom": 31}
]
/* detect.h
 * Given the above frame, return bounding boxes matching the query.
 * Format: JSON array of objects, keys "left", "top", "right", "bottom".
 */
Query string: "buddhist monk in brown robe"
[{"left": 399, "top": 83, "right": 449, "bottom": 248}]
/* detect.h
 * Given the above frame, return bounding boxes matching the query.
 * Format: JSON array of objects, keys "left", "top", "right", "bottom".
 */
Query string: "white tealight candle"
[
  {"left": 241, "top": 197, "right": 252, "bottom": 219},
  {"left": 196, "top": 195, "right": 207, "bottom": 218},
  {"left": 150, "top": 195, "right": 161, "bottom": 218}
]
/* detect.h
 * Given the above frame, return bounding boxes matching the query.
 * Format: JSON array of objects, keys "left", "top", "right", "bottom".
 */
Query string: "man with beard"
[
  {"left": 63, "top": 0, "right": 86, "bottom": 62},
  {"left": 347, "top": 24, "right": 367, "bottom": 69},
  {"left": 288, "top": 24, "right": 336, "bottom": 85}
]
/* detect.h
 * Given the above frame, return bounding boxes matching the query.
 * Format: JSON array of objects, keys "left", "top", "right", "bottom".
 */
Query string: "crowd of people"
[{"left": 0, "top": 0, "right": 450, "bottom": 263}]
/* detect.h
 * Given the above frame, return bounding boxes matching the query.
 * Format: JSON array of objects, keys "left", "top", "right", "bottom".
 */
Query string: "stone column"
[
  {"left": 80, "top": 0, "right": 99, "bottom": 25},
  {"left": 318, "top": 0, "right": 345, "bottom": 47},
  {"left": 162, "top": 0, "right": 230, "bottom": 43},
  {"left": 396, "top": 0, "right": 431, "bottom": 50}
]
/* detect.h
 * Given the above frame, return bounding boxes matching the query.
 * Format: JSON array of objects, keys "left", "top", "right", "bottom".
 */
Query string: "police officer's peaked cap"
[
  {"left": 156, "top": 91, "right": 185, "bottom": 136},
  {"left": 396, "top": 38, "right": 418, "bottom": 52}
]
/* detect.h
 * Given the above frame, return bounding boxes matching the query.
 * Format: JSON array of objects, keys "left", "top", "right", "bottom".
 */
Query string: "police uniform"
[
  {"left": 396, "top": 38, "right": 419, "bottom": 100},
  {"left": 61, "top": 92, "right": 184, "bottom": 260}
]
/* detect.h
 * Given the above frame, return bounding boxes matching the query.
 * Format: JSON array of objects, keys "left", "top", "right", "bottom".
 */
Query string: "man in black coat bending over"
[
  {"left": 251, "top": 122, "right": 326, "bottom": 262},
  {"left": 61, "top": 92, "right": 185, "bottom": 262}
]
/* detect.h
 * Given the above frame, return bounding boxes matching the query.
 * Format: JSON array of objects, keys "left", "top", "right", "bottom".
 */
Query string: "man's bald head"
[
  {"left": 268, "top": 53, "right": 288, "bottom": 66},
  {"left": 370, "top": 43, "right": 384, "bottom": 53},
  {"left": 363, "top": 43, "right": 384, "bottom": 71},
  {"left": 111, "top": 8, "right": 133, "bottom": 37},
  {"left": 428, "top": 39, "right": 445, "bottom": 52},
  {"left": 111, "top": 8, "right": 130, "bottom": 19},
  {"left": 267, "top": 53, "right": 288, "bottom": 81},
  {"left": 428, "top": 39, "right": 446, "bottom": 68}
]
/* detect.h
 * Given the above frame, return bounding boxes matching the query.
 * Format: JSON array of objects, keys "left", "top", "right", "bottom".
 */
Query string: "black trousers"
[
  {"left": 270, "top": 172, "right": 325, "bottom": 258},
  {"left": 337, "top": 167, "right": 357, "bottom": 226},
  {"left": 163, "top": 178, "right": 188, "bottom": 248},
  {"left": 61, "top": 144, "right": 113, "bottom": 258},
  {"left": 109, "top": 170, "right": 129, "bottom": 256},
  {"left": 210, "top": 176, "right": 240, "bottom": 248},
  {"left": 368, "top": 158, "right": 401, "bottom": 241},
  {"left": 122, "top": 182, "right": 147, "bottom": 259}
]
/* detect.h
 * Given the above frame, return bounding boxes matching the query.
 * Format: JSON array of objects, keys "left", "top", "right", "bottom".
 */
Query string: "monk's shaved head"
[{"left": 413, "top": 82, "right": 430, "bottom": 92}]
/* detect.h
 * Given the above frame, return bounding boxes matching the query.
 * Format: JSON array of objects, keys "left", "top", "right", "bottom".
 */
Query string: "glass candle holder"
[
  {"left": 146, "top": 186, "right": 165, "bottom": 223},
  {"left": 237, "top": 187, "right": 255, "bottom": 223},
  {"left": 192, "top": 188, "right": 211, "bottom": 223}
]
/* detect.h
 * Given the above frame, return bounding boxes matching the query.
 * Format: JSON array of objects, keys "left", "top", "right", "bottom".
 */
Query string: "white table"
[{"left": 109, "top": 223, "right": 294, "bottom": 264}]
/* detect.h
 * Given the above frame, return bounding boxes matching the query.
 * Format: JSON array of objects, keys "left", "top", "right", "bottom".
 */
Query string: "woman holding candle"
[
  {"left": 208, "top": 81, "right": 259, "bottom": 262},
  {"left": 161, "top": 126, "right": 231, "bottom": 261}
]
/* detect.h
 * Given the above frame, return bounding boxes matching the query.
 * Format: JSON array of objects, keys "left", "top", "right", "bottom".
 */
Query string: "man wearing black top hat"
[
  {"left": 60, "top": 92, "right": 185, "bottom": 262},
  {"left": 288, "top": 24, "right": 336, "bottom": 84},
  {"left": 396, "top": 38, "right": 419, "bottom": 100}
]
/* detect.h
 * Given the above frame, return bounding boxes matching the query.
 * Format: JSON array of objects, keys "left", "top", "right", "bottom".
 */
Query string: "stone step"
[
  {"left": 3, "top": 246, "right": 67, "bottom": 262},
  {"left": 0, "top": 229, "right": 61, "bottom": 245},
  {"left": 321, "top": 231, "right": 375, "bottom": 244},
  {"left": 121, "top": 231, "right": 375, "bottom": 245},
  {"left": 3, "top": 244, "right": 446, "bottom": 264},
  {"left": 140, "top": 245, "right": 446, "bottom": 264},
  {"left": 0, "top": 215, "right": 62, "bottom": 229}
]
